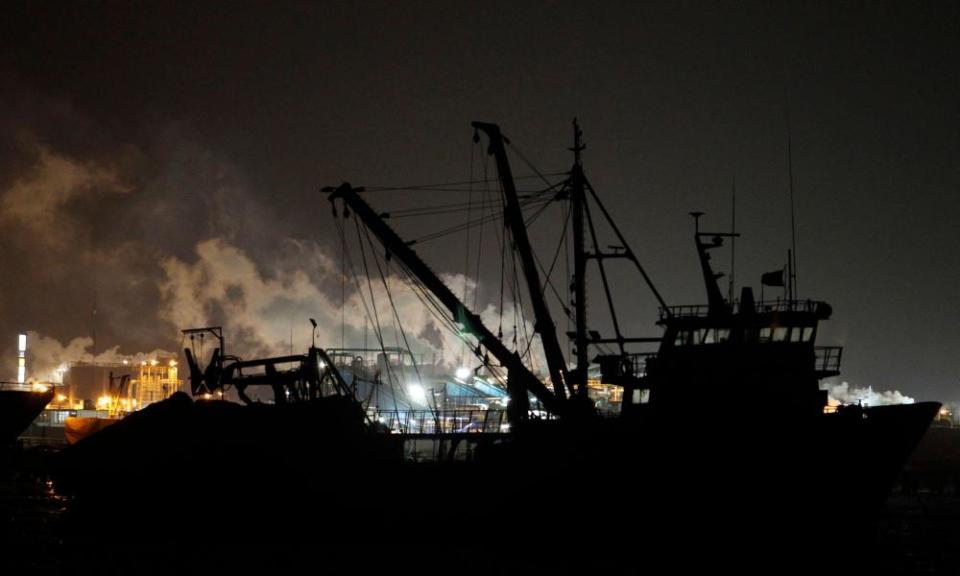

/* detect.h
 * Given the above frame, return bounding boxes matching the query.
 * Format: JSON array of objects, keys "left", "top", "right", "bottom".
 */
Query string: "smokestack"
[{"left": 17, "top": 333, "right": 27, "bottom": 383}]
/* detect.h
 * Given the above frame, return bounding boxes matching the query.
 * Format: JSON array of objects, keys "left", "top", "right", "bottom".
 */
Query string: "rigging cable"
[
  {"left": 582, "top": 193, "right": 626, "bottom": 355},
  {"left": 334, "top": 213, "right": 384, "bottom": 411},
  {"left": 349, "top": 214, "right": 401, "bottom": 420},
  {"left": 361, "top": 223, "right": 438, "bottom": 425},
  {"left": 533, "top": 202, "right": 574, "bottom": 321},
  {"left": 408, "top": 196, "right": 552, "bottom": 245},
  {"left": 362, "top": 172, "right": 568, "bottom": 193},
  {"left": 505, "top": 141, "right": 557, "bottom": 189},
  {"left": 460, "top": 138, "right": 477, "bottom": 368},
  {"left": 471, "top": 160, "right": 487, "bottom": 314},
  {"left": 562, "top": 186, "right": 573, "bottom": 361},
  {"left": 341, "top": 211, "right": 346, "bottom": 350}
]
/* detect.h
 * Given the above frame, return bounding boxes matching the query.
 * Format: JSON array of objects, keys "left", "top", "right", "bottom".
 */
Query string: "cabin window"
[
  {"left": 703, "top": 328, "right": 730, "bottom": 344},
  {"left": 759, "top": 327, "right": 772, "bottom": 342},
  {"left": 631, "top": 389, "right": 650, "bottom": 404},
  {"left": 675, "top": 328, "right": 732, "bottom": 346},
  {"left": 790, "top": 327, "right": 803, "bottom": 342},
  {"left": 772, "top": 327, "right": 789, "bottom": 342},
  {"left": 802, "top": 327, "right": 815, "bottom": 342}
]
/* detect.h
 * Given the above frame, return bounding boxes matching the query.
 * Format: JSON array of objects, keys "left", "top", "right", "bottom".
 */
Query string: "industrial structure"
[
  {"left": 57, "top": 357, "right": 182, "bottom": 412},
  {"left": 20, "top": 356, "right": 183, "bottom": 445}
]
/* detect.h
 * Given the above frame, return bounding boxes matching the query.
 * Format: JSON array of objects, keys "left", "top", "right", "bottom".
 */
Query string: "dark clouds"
[{"left": 0, "top": 81, "right": 277, "bottom": 363}]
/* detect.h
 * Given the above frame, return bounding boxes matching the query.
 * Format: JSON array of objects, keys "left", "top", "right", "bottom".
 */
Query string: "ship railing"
[
  {"left": 755, "top": 299, "right": 823, "bottom": 314},
  {"left": 660, "top": 304, "right": 711, "bottom": 319},
  {"left": 326, "top": 347, "right": 427, "bottom": 370},
  {"left": 815, "top": 347, "right": 843, "bottom": 373},
  {"left": 368, "top": 408, "right": 509, "bottom": 435},
  {"left": 660, "top": 299, "right": 825, "bottom": 319}
]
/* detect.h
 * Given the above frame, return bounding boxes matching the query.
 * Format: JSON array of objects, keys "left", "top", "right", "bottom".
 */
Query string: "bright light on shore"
[
  {"left": 455, "top": 367, "right": 471, "bottom": 380},
  {"left": 408, "top": 383, "right": 427, "bottom": 404}
]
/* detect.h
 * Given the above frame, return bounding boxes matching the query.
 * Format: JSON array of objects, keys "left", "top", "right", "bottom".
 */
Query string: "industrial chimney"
[{"left": 17, "top": 333, "right": 26, "bottom": 384}]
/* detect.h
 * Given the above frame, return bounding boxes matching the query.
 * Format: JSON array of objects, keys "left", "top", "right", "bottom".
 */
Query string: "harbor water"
[{"left": 3, "top": 446, "right": 959, "bottom": 575}]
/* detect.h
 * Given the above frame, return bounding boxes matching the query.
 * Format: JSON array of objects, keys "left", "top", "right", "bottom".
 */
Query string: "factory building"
[{"left": 59, "top": 357, "right": 182, "bottom": 412}]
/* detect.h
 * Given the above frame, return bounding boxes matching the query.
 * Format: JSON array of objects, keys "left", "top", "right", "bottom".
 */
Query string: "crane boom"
[
  {"left": 472, "top": 122, "right": 572, "bottom": 400},
  {"left": 325, "top": 182, "right": 562, "bottom": 418}
]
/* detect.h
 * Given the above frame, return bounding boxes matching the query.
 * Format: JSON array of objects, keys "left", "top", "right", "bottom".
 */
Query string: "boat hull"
[
  {"left": 0, "top": 388, "right": 54, "bottom": 448},
  {"left": 51, "top": 396, "right": 939, "bottom": 572}
]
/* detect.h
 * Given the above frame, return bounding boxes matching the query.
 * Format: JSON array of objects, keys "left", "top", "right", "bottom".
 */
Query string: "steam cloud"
[
  {"left": 824, "top": 381, "right": 915, "bottom": 407},
  {"left": 0, "top": 82, "right": 545, "bottom": 383},
  {"left": 158, "top": 237, "right": 539, "bottom": 371}
]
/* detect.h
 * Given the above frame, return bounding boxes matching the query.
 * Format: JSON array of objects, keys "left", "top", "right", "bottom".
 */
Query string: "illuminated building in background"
[
  {"left": 64, "top": 362, "right": 134, "bottom": 410},
  {"left": 63, "top": 356, "right": 182, "bottom": 412},
  {"left": 133, "top": 358, "right": 181, "bottom": 409},
  {"left": 17, "top": 333, "right": 26, "bottom": 384}
]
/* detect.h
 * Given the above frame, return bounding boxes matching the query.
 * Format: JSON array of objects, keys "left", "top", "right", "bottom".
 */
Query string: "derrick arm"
[
  {"left": 326, "top": 182, "right": 561, "bottom": 417},
  {"left": 472, "top": 122, "right": 571, "bottom": 400}
]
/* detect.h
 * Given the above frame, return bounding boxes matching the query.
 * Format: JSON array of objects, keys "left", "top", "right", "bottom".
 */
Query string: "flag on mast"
[{"left": 761, "top": 269, "right": 785, "bottom": 287}]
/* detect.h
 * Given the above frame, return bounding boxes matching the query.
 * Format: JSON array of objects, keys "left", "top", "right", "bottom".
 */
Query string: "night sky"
[{"left": 1, "top": 2, "right": 957, "bottom": 404}]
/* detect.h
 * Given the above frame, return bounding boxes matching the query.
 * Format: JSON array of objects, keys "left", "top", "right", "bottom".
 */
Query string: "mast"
[
  {"left": 472, "top": 122, "right": 572, "bottom": 400},
  {"left": 570, "top": 120, "right": 589, "bottom": 397},
  {"left": 786, "top": 98, "right": 798, "bottom": 302},
  {"left": 325, "top": 182, "right": 562, "bottom": 419}
]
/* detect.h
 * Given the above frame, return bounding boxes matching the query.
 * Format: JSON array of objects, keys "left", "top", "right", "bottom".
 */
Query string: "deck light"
[{"left": 408, "top": 383, "right": 427, "bottom": 405}]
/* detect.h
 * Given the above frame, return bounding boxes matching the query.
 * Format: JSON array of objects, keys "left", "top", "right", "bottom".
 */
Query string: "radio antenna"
[{"left": 786, "top": 93, "right": 798, "bottom": 302}]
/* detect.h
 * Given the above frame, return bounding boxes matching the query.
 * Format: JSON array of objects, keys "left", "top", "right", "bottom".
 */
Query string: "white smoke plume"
[
  {"left": 0, "top": 144, "right": 130, "bottom": 244},
  {"left": 824, "top": 381, "right": 915, "bottom": 407},
  {"left": 157, "top": 237, "right": 544, "bottom": 374}
]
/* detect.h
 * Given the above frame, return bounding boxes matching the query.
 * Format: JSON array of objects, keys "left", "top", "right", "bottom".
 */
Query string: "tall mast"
[
  {"left": 570, "top": 120, "right": 589, "bottom": 397},
  {"left": 786, "top": 98, "right": 798, "bottom": 302},
  {"left": 472, "top": 122, "right": 572, "bottom": 400}
]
